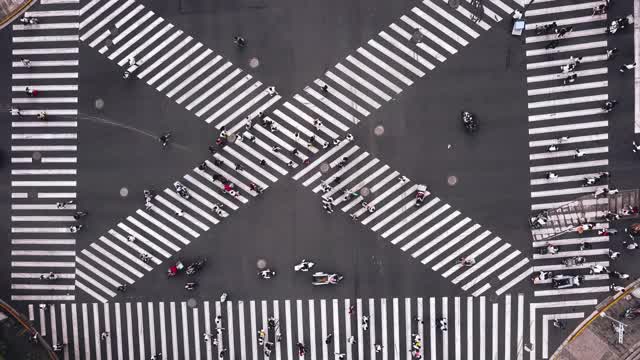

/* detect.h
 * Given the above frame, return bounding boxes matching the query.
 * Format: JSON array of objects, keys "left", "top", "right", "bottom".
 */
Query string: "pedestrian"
[
  {"left": 25, "top": 86, "right": 37, "bottom": 96},
  {"left": 609, "top": 249, "right": 621, "bottom": 259},
  {"left": 175, "top": 210, "right": 184, "bottom": 217},
  {"left": 362, "top": 315, "right": 369, "bottom": 331},
  {"left": 547, "top": 145, "right": 559, "bottom": 152},
  {"left": 219, "top": 348, "right": 227, "bottom": 358},
  {"left": 325, "top": 333, "right": 333, "bottom": 344},
  {"left": 619, "top": 62, "right": 637, "bottom": 72},
  {"left": 291, "top": 148, "right": 299, "bottom": 156},
  {"left": 563, "top": 73, "right": 578, "bottom": 85},
  {"left": 546, "top": 172, "right": 558, "bottom": 179},
  {"left": 100, "top": 331, "right": 109, "bottom": 340},
  {"left": 601, "top": 100, "right": 618, "bottom": 112},
  {"left": 574, "top": 149, "right": 584, "bottom": 159},
  {"left": 69, "top": 225, "right": 82, "bottom": 233},
  {"left": 159, "top": 132, "right": 171, "bottom": 147},
  {"left": 438, "top": 318, "right": 448, "bottom": 332},
  {"left": 552, "top": 319, "right": 566, "bottom": 329},
  {"left": 321, "top": 84, "right": 329, "bottom": 93},
  {"left": 150, "top": 353, "right": 163, "bottom": 360},
  {"left": 347, "top": 336, "right": 356, "bottom": 345},
  {"left": 117, "top": 284, "right": 127, "bottom": 292},
  {"left": 336, "top": 353, "right": 346, "bottom": 359},
  {"left": 272, "top": 146, "right": 280, "bottom": 153},
  {"left": 375, "top": 344, "right": 383, "bottom": 353},
  {"left": 127, "top": 235, "right": 136, "bottom": 242},
  {"left": 606, "top": 48, "right": 618, "bottom": 60},
  {"left": 73, "top": 211, "right": 88, "bottom": 220},
  {"left": 544, "top": 40, "right": 560, "bottom": 49},
  {"left": 203, "top": 332, "right": 214, "bottom": 341},
  {"left": 123, "top": 70, "right": 131, "bottom": 79},
  {"left": 287, "top": 161, "right": 295, "bottom": 168},
  {"left": 314, "top": 119, "right": 323, "bottom": 130},
  {"left": 235, "top": 164, "right": 244, "bottom": 171},
  {"left": 266, "top": 86, "right": 278, "bottom": 96},
  {"left": 216, "top": 315, "right": 222, "bottom": 326},
  {"left": 128, "top": 57, "right": 139, "bottom": 67},
  {"left": 37, "top": 111, "right": 47, "bottom": 120},
  {"left": 259, "top": 159, "right": 267, "bottom": 167},
  {"left": 21, "top": 58, "right": 31, "bottom": 67},
  {"left": 52, "top": 343, "right": 65, "bottom": 352},
  {"left": 233, "top": 36, "right": 246, "bottom": 47},
  {"left": 599, "top": 228, "right": 618, "bottom": 236},
  {"left": 245, "top": 117, "right": 252, "bottom": 130},
  {"left": 9, "top": 107, "right": 21, "bottom": 116},
  {"left": 556, "top": 26, "right": 573, "bottom": 38},
  {"left": 610, "top": 283, "right": 625, "bottom": 292}
]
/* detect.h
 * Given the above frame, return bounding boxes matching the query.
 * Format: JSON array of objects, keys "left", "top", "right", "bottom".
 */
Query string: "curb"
[
  {"left": 551, "top": 278, "right": 640, "bottom": 359},
  {"left": 0, "top": 0, "right": 37, "bottom": 31}
]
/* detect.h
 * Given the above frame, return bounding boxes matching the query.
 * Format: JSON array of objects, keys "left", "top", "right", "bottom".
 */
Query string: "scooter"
[
  {"left": 186, "top": 258, "right": 207, "bottom": 276},
  {"left": 258, "top": 269, "right": 276, "bottom": 279},
  {"left": 294, "top": 259, "right": 315, "bottom": 272}
]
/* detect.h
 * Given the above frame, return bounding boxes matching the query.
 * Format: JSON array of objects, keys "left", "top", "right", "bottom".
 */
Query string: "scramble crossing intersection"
[{"left": 1, "top": 0, "right": 640, "bottom": 359}]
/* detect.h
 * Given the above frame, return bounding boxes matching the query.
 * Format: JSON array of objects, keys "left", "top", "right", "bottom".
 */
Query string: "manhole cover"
[
  {"left": 249, "top": 57, "right": 260, "bottom": 68},
  {"left": 120, "top": 187, "right": 129, "bottom": 197},
  {"left": 449, "top": 0, "right": 460, "bottom": 8},
  {"left": 447, "top": 176, "right": 458, "bottom": 186},
  {"left": 227, "top": 134, "right": 237, "bottom": 143},
  {"left": 95, "top": 98, "right": 104, "bottom": 110},
  {"left": 32, "top": 151, "right": 41, "bottom": 161},
  {"left": 320, "top": 163, "right": 330, "bottom": 173},
  {"left": 257, "top": 259, "right": 267, "bottom": 269},
  {"left": 411, "top": 29, "right": 424, "bottom": 44},
  {"left": 187, "top": 298, "right": 198, "bottom": 308},
  {"left": 374, "top": 125, "right": 385, "bottom": 136},
  {"left": 104, "top": 39, "right": 113, "bottom": 48},
  {"left": 360, "top": 187, "right": 370, "bottom": 197}
]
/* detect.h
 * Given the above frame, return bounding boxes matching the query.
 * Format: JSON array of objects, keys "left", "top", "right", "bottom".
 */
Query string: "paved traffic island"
[
  {"left": 554, "top": 280, "right": 640, "bottom": 360},
  {"left": 0, "top": 0, "right": 34, "bottom": 30}
]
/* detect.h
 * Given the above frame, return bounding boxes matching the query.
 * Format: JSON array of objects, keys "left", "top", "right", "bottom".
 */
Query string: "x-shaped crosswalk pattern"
[{"left": 8, "top": 0, "right": 618, "bottom": 358}]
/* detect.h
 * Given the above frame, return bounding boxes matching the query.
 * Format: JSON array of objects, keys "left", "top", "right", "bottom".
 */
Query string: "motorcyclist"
[
  {"left": 185, "top": 282, "right": 198, "bottom": 290},
  {"left": 259, "top": 269, "right": 276, "bottom": 279},
  {"left": 295, "top": 259, "right": 314, "bottom": 272}
]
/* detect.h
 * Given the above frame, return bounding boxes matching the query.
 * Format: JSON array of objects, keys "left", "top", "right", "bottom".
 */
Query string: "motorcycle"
[
  {"left": 462, "top": 111, "right": 477, "bottom": 132},
  {"left": 185, "top": 282, "right": 198, "bottom": 291},
  {"left": 562, "top": 256, "right": 586, "bottom": 267},
  {"left": 294, "top": 259, "right": 315, "bottom": 272},
  {"left": 174, "top": 181, "right": 190, "bottom": 199},
  {"left": 186, "top": 258, "right": 207, "bottom": 276},
  {"left": 258, "top": 269, "right": 276, "bottom": 279},
  {"left": 415, "top": 184, "right": 428, "bottom": 207}
]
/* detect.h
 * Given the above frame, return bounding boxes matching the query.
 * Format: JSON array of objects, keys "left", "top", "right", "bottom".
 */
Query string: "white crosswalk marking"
[
  {"left": 10, "top": 0, "right": 80, "bottom": 302},
  {"left": 523, "top": 1, "right": 613, "bottom": 333}
]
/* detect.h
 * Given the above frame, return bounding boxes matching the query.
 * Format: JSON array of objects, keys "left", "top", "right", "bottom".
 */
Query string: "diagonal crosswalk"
[
  {"left": 12, "top": 0, "right": 531, "bottom": 303},
  {"left": 28, "top": 294, "right": 599, "bottom": 360},
  {"left": 10, "top": 0, "right": 81, "bottom": 302},
  {"left": 293, "top": 144, "right": 531, "bottom": 297}
]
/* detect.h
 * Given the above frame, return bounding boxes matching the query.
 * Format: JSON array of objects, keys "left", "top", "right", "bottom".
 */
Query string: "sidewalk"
[
  {"left": 0, "top": 299, "right": 54, "bottom": 360},
  {"left": 553, "top": 280, "right": 640, "bottom": 360},
  {"left": 0, "top": 0, "right": 35, "bottom": 30}
]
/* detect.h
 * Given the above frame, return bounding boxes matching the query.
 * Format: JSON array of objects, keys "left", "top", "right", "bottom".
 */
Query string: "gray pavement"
[{"left": 2, "top": 0, "right": 640, "bottom": 358}]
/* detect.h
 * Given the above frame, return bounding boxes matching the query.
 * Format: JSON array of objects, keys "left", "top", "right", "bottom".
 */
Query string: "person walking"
[{"left": 619, "top": 62, "right": 637, "bottom": 72}]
